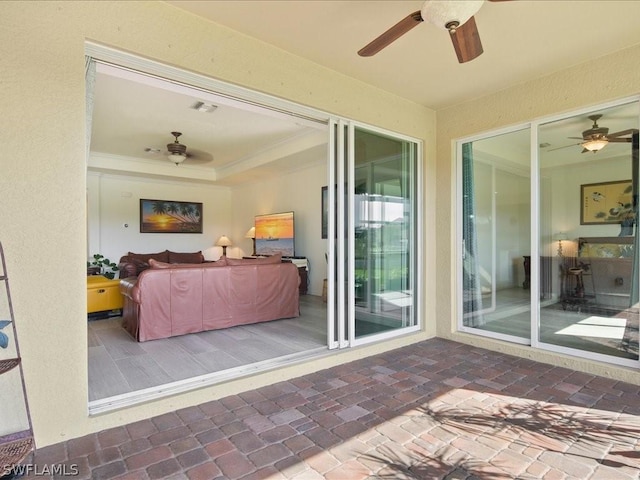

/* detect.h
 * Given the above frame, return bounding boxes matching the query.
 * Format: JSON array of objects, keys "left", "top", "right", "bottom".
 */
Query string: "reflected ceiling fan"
[
  {"left": 358, "top": 0, "right": 511, "bottom": 63},
  {"left": 549, "top": 115, "right": 635, "bottom": 154},
  {"left": 145, "top": 131, "right": 213, "bottom": 165}
]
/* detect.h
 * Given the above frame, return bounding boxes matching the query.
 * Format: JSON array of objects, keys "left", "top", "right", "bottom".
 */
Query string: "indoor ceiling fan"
[
  {"left": 145, "top": 131, "right": 213, "bottom": 165},
  {"left": 358, "top": 0, "right": 511, "bottom": 63},
  {"left": 550, "top": 115, "right": 635, "bottom": 154}
]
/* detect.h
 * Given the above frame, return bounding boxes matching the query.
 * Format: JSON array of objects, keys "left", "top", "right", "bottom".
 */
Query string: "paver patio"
[{"left": 15, "top": 338, "right": 640, "bottom": 479}]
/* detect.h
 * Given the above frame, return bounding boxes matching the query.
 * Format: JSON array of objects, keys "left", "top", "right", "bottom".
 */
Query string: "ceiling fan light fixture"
[
  {"left": 582, "top": 138, "right": 608, "bottom": 152},
  {"left": 421, "top": 0, "right": 484, "bottom": 30},
  {"left": 168, "top": 152, "right": 187, "bottom": 165}
]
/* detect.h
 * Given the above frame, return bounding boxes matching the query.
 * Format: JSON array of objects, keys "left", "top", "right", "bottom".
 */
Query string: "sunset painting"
[
  {"left": 255, "top": 212, "right": 295, "bottom": 256},
  {"left": 140, "top": 199, "right": 203, "bottom": 233}
]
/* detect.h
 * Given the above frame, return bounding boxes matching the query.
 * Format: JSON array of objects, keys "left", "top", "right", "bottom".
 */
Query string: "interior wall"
[
  {"left": 87, "top": 162, "right": 327, "bottom": 295},
  {"left": 547, "top": 156, "right": 631, "bottom": 242},
  {"left": 437, "top": 43, "right": 640, "bottom": 384},
  {"left": 1, "top": 1, "right": 435, "bottom": 447},
  {"left": 231, "top": 162, "right": 327, "bottom": 296},
  {"left": 87, "top": 172, "right": 232, "bottom": 265}
]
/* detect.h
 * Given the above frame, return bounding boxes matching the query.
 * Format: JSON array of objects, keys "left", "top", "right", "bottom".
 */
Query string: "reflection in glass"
[
  {"left": 461, "top": 129, "right": 532, "bottom": 340},
  {"left": 353, "top": 128, "right": 417, "bottom": 338},
  {"left": 538, "top": 102, "right": 639, "bottom": 360}
]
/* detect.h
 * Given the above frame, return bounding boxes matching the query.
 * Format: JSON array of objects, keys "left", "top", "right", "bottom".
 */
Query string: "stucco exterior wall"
[
  {"left": 0, "top": 1, "right": 435, "bottom": 447},
  {"left": 436, "top": 43, "right": 640, "bottom": 384}
]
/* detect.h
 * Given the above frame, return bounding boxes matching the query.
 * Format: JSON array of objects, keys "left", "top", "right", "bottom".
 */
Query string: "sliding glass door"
[
  {"left": 538, "top": 102, "right": 639, "bottom": 362},
  {"left": 458, "top": 99, "right": 640, "bottom": 366},
  {"left": 329, "top": 122, "right": 420, "bottom": 347},
  {"left": 460, "top": 128, "right": 532, "bottom": 342}
]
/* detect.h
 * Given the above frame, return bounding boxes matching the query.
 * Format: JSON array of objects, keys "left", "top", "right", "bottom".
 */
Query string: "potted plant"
[{"left": 87, "top": 254, "right": 119, "bottom": 279}]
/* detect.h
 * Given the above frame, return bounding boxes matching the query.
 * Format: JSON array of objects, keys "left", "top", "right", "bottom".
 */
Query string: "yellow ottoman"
[{"left": 87, "top": 276, "right": 123, "bottom": 314}]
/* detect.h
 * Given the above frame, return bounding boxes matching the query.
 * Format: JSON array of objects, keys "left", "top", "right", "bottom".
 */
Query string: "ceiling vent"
[{"left": 192, "top": 102, "right": 218, "bottom": 113}]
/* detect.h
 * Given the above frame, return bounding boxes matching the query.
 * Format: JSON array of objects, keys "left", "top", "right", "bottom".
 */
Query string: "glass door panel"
[
  {"left": 353, "top": 127, "right": 418, "bottom": 339},
  {"left": 461, "top": 128, "right": 532, "bottom": 340},
  {"left": 538, "top": 102, "right": 639, "bottom": 361}
]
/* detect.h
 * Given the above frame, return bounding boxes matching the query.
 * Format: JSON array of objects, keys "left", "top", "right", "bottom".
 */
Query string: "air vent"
[{"left": 192, "top": 102, "right": 218, "bottom": 113}]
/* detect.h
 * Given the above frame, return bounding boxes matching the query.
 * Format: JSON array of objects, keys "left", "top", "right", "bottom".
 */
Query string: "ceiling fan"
[
  {"left": 145, "top": 132, "right": 213, "bottom": 165},
  {"left": 166, "top": 131, "right": 190, "bottom": 165},
  {"left": 550, "top": 115, "right": 635, "bottom": 154},
  {"left": 358, "top": 0, "right": 510, "bottom": 63}
]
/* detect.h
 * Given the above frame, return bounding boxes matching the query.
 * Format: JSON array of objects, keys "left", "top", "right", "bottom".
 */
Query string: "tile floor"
[{"left": 16, "top": 338, "right": 640, "bottom": 479}]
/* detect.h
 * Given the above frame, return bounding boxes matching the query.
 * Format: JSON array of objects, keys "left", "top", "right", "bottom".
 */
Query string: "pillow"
[
  {"left": 128, "top": 250, "right": 169, "bottom": 263},
  {"left": 149, "top": 258, "right": 227, "bottom": 269},
  {"left": 148, "top": 259, "right": 172, "bottom": 269},
  {"left": 226, "top": 253, "right": 282, "bottom": 266},
  {"left": 212, "top": 256, "right": 228, "bottom": 266},
  {"left": 168, "top": 251, "right": 204, "bottom": 264}
]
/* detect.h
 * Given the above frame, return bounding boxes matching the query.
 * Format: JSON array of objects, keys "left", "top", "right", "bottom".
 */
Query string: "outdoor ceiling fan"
[
  {"left": 358, "top": 0, "right": 511, "bottom": 63},
  {"left": 549, "top": 115, "right": 635, "bottom": 154}
]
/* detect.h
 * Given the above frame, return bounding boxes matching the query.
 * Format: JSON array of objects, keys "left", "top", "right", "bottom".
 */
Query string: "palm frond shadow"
[
  {"left": 418, "top": 402, "right": 640, "bottom": 469},
  {"left": 362, "top": 444, "right": 513, "bottom": 480},
  {"left": 361, "top": 401, "right": 639, "bottom": 478}
]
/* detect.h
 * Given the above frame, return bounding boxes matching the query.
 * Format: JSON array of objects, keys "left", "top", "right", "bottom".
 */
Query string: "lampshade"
[
  {"left": 581, "top": 138, "right": 608, "bottom": 152},
  {"left": 553, "top": 232, "right": 568, "bottom": 241},
  {"left": 421, "top": 0, "right": 483, "bottom": 30},
  {"left": 245, "top": 227, "right": 256, "bottom": 239},
  {"left": 168, "top": 152, "right": 187, "bottom": 165},
  {"left": 215, "top": 235, "right": 232, "bottom": 247}
]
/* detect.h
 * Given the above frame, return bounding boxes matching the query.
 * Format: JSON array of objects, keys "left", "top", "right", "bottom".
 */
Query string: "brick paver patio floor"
[{"left": 17, "top": 338, "right": 640, "bottom": 479}]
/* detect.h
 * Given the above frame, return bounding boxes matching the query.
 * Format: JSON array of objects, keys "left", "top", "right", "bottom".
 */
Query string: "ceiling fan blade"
[
  {"left": 450, "top": 16, "right": 483, "bottom": 63},
  {"left": 608, "top": 129, "right": 638, "bottom": 138},
  {"left": 546, "top": 143, "right": 580, "bottom": 152},
  {"left": 608, "top": 138, "right": 632, "bottom": 143},
  {"left": 358, "top": 11, "right": 423, "bottom": 57},
  {"left": 185, "top": 149, "right": 214, "bottom": 164}
]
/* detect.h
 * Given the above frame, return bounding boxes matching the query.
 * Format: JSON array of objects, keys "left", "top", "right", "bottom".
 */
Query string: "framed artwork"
[
  {"left": 140, "top": 199, "right": 203, "bottom": 233},
  {"left": 321, "top": 186, "right": 328, "bottom": 239},
  {"left": 580, "top": 180, "right": 633, "bottom": 225}
]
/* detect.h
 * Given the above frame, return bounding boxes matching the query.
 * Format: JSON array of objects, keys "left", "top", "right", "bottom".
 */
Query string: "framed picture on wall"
[
  {"left": 140, "top": 199, "right": 203, "bottom": 233},
  {"left": 580, "top": 180, "right": 633, "bottom": 225}
]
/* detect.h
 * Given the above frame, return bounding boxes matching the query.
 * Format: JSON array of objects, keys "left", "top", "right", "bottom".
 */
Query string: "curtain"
[{"left": 462, "top": 142, "right": 484, "bottom": 326}]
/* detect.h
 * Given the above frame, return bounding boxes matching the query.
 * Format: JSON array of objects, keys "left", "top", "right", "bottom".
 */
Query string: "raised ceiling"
[{"left": 89, "top": 1, "right": 640, "bottom": 184}]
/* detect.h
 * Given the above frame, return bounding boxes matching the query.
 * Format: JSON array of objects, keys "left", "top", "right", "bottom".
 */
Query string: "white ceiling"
[
  {"left": 167, "top": 0, "right": 640, "bottom": 110},
  {"left": 89, "top": 1, "right": 640, "bottom": 184}
]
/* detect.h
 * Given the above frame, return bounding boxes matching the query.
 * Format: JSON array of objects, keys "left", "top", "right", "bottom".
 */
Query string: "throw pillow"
[
  {"left": 226, "top": 253, "right": 282, "bottom": 266},
  {"left": 168, "top": 251, "right": 204, "bottom": 264},
  {"left": 128, "top": 250, "right": 169, "bottom": 263},
  {"left": 149, "top": 259, "right": 228, "bottom": 269}
]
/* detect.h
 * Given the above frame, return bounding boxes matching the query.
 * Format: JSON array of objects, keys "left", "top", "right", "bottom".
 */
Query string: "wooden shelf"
[
  {"left": 0, "top": 241, "right": 34, "bottom": 472},
  {"left": 0, "top": 434, "right": 33, "bottom": 473}
]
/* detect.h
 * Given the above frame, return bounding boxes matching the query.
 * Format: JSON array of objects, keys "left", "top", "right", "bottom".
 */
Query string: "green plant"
[{"left": 88, "top": 254, "right": 119, "bottom": 280}]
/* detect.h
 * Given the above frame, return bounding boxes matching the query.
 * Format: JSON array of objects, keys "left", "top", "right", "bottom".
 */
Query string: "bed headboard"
[{"left": 578, "top": 236, "right": 635, "bottom": 258}]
